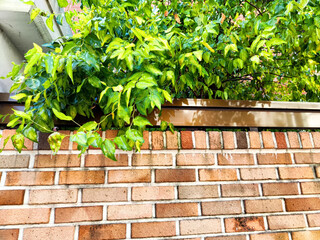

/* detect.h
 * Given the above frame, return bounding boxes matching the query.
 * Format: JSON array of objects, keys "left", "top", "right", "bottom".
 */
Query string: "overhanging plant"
[{"left": 1, "top": 0, "right": 320, "bottom": 157}]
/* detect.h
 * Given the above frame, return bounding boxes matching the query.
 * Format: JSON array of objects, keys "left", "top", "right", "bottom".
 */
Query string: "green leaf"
[
  {"left": 266, "top": 38, "right": 287, "bottom": 47},
  {"left": 52, "top": 108, "right": 73, "bottom": 121},
  {"left": 44, "top": 55, "right": 54, "bottom": 74},
  {"left": 133, "top": 116, "right": 152, "bottom": 128},
  {"left": 114, "top": 135, "right": 132, "bottom": 151},
  {"left": 193, "top": 50, "right": 203, "bottom": 61},
  {"left": 66, "top": 57, "right": 73, "bottom": 83},
  {"left": 125, "top": 55, "right": 134, "bottom": 71},
  {"left": 13, "top": 110, "right": 31, "bottom": 120},
  {"left": 250, "top": 55, "right": 260, "bottom": 64},
  {"left": 57, "top": 0, "right": 68, "bottom": 8},
  {"left": 144, "top": 64, "right": 162, "bottom": 75},
  {"left": 162, "top": 90, "right": 172, "bottom": 103},
  {"left": 71, "top": 132, "right": 87, "bottom": 146},
  {"left": 11, "top": 133, "right": 25, "bottom": 153},
  {"left": 300, "top": 0, "right": 309, "bottom": 8},
  {"left": 30, "top": 8, "right": 41, "bottom": 22},
  {"left": 46, "top": 14, "right": 54, "bottom": 32},
  {"left": 7, "top": 118, "right": 20, "bottom": 128},
  {"left": 48, "top": 132, "right": 65, "bottom": 154},
  {"left": 88, "top": 76, "right": 102, "bottom": 88},
  {"left": 101, "top": 139, "right": 117, "bottom": 161},
  {"left": 24, "top": 53, "right": 41, "bottom": 74},
  {"left": 23, "top": 126, "right": 38, "bottom": 142},
  {"left": 78, "top": 121, "right": 98, "bottom": 132},
  {"left": 160, "top": 121, "right": 168, "bottom": 131},
  {"left": 118, "top": 105, "right": 131, "bottom": 124},
  {"left": 240, "top": 49, "right": 248, "bottom": 61},
  {"left": 11, "top": 93, "right": 27, "bottom": 100},
  {"left": 126, "top": 129, "right": 144, "bottom": 142}
]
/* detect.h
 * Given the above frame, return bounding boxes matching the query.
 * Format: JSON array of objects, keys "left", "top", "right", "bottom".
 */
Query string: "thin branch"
[{"left": 244, "top": 0, "right": 263, "bottom": 15}]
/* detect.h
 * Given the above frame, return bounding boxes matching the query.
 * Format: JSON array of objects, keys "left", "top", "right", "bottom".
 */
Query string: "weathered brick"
[
  {"left": 202, "top": 201, "right": 242, "bottom": 215},
  {"left": 132, "top": 154, "right": 172, "bottom": 166},
  {"left": 268, "top": 214, "right": 306, "bottom": 230},
  {"left": 108, "top": 204, "right": 152, "bottom": 220},
  {"left": 82, "top": 188, "right": 127, "bottom": 202},
  {"left": 55, "top": 206, "right": 103, "bottom": 223},
  {"left": 152, "top": 131, "right": 164, "bottom": 150},
  {"left": 155, "top": 169, "right": 196, "bottom": 182},
  {"left": 250, "top": 232, "right": 289, "bottom": 240},
  {"left": 199, "top": 169, "right": 237, "bottom": 181},
  {"left": 166, "top": 131, "right": 178, "bottom": 149},
  {"left": 221, "top": 184, "right": 259, "bottom": 197},
  {"left": 0, "top": 129, "right": 33, "bottom": 150},
  {"left": 292, "top": 231, "right": 320, "bottom": 240},
  {"left": 0, "top": 229, "right": 19, "bottom": 240},
  {"left": 279, "top": 167, "right": 314, "bottom": 179},
  {"left": 177, "top": 153, "right": 215, "bottom": 166},
  {"left": 275, "top": 132, "right": 287, "bottom": 149},
  {"left": 0, "top": 155, "right": 29, "bottom": 168},
  {"left": 24, "top": 227, "right": 75, "bottom": 240},
  {"left": 261, "top": 131, "right": 275, "bottom": 148},
  {"left": 156, "top": 203, "right": 198, "bottom": 218},
  {"left": 34, "top": 154, "right": 80, "bottom": 168},
  {"left": 141, "top": 131, "right": 149, "bottom": 150},
  {"left": 194, "top": 131, "right": 207, "bottom": 149},
  {"left": 248, "top": 131, "right": 261, "bottom": 149},
  {"left": 287, "top": 132, "right": 301, "bottom": 149},
  {"left": 180, "top": 131, "right": 193, "bottom": 149},
  {"left": 179, "top": 185, "right": 219, "bottom": 199},
  {"left": 222, "top": 131, "right": 235, "bottom": 149},
  {"left": 85, "top": 154, "right": 128, "bottom": 167},
  {"left": 285, "top": 198, "right": 320, "bottom": 211},
  {"left": 79, "top": 224, "right": 126, "bottom": 240},
  {"left": 60, "top": 170, "right": 105, "bottom": 185},
  {"left": 240, "top": 168, "right": 277, "bottom": 180},
  {"left": 311, "top": 132, "right": 320, "bottom": 148},
  {"left": 209, "top": 131, "right": 222, "bottom": 149},
  {"left": 301, "top": 182, "right": 320, "bottom": 194},
  {"left": 6, "top": 171, "right": 54, "bottom": 186},
  {"left": 29, "top": 189, "right": 77, "bottom": 204},
  {"left": 299, "top": 132, "right": 313, "bottom": 149},
  {"left": 307, "top": 213, "right": 320, "bottom": 227},
  {"left": 108, "top": 169, "right": 150, "bottom": 183},
  {"left": 58, "top": 130, "right": 71, "bottom": 150},
  {"left": 218, "top": 154, "right": 254, "bottom": 165},
  {"left": 132, "top": 186, "right": 174, "bottom": 201},
  {"left": 257, "top": 153, "right": 292, "bottom": 165},
  {"left": 245, "top": 199, "right": 283, "bottom": 213},
  {"left": 294, "top": 152, "right": 320, "bottom": 164},
  {"left": 0, "top": 190, "right": 24, "bottom": 205},
  {"left": 0, "top": 208, "right": 50, "bottom": 225},
  {"left": 131, "top": 221, "right": 175, "bottom": 238},
  {"left": 262, "top": 183, "right": 299, "bottom": 196},
  {"left": 180, "top": 219, "right": 221, "bottom": 235},
  {"left": 236, "top": 132, "right": 248, "bottom": 149},
  {"left": 225, "top": 217, "right": 265, "bottom": 232}
]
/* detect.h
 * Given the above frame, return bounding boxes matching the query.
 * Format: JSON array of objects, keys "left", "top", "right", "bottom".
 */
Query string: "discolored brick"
[
  {"left": 132, "top": 154, "right": 172, "bottom": 166},
  {"left": 199, "top": 169, "right": 237, "bottom": 181},
  {"left": 236, "top": 131, "right": 247, "bottom": 149},
  {"left": 79, "top": 224, "right": 126, "bottom": 240},
  {"left": 225, "top": 217, "right": 265, "bottom": 232},
  {"left": 58, "top": 130, "right": 71, "bottom": 150},
  {"left": 108, "top": 169, "right": 150, "bottom": 183},
  {"left": 275, "top": 132, "right": 287, "bottom": 149},
  {"left": 292, "top": 231, "right": 320, "bottom": 240},
  {"left": 294, "top": 152, "right": 320, "bottom": 164},
  {"left": 34, "top": 154, "right": 80, "bottom": 168},
  {"left": 152, "top": 131, "right": 164, "bottom": 150},
  {"left": 155, "top": 169, "right": 196, "bottom": 182},
  {"left": 55, "top": 206, "right": 103, "bottom": 223},
  {"left": 177, "top": 153, "right": 215, "bottom": 166},
  {"left": 218, "top": 153, "right": 254, "bottom": 165},
  {"left": 221, "top": 184, "right": 259, "bottom": 197},
  {"left": 209, "top": 131, "right": 222, "bottom": 149},
  {"left": 141, "top": 131, "right": 149, "bottom": 150},
  {"left": 38, "top": 132, "right": 51, "bottom": 150},
  {"left": 6, "top": 171, "right": 54, "bottom": 186},
  {"left": 85, "top": 154, "right": 128, "bottom": 167},
  {"left": 0, "top": 155, "right": 29, "bottom": 168},
  {"left": 1, "top": 129, "right": 33, "bottom": 150},
  {"left": 0, "top": 190, "right": 24, "bottom": 205},
  {"left": 180, "top": 131, "right": 193, "bottom": 149},
  {"left": 59, "top": 171, "right": 105, "bottom": 185},
  {"left": 206, "top": 236, "right": 246, "bottom": 240},
  {"left": 257, "top": 153, "right": 292, "bottom": 165}
]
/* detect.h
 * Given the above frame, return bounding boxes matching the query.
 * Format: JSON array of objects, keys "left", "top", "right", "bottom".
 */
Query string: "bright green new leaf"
[
  {"left": 88, "top": 76, "right": 102, "bottom": 88},
  {"left": 126, "top": 129, "right": 144, "bottom": 143},
  {"left": 52, "top": 108, "right": 73, "bottom": 121},
  {"left": 66, "top": 57, "right": 73, "bottom": 83},
  {"left": 57, "top": 0, "right": 68, "bottom": 8},
  {"left": 101, "top": 139, "right": 117, "bottom": 161},
  {"left": 11, "top": 133, "right": 25, "bottom": 153},
  {"left": 11, "top": 93, "right": 27, "bottom": 101},
  {"left": 30, "top": 8, "right": 41, "bottom": 22},
  {"left": 48, "top": 132, "right": 65, "bottom": 153},
  {"left": 46, "top": 14, "right": 54, "bottom": 32},
  {"left": 78, "top": 121, "right": 98, "bottom": 132},
  {"left": 23, "top": 127, "right": 38, "bottom": 142},
  {"left": 133, "top": 116, "right": 152, "bottom": 128},
  {"left": 13, "top": 110, "right": 31, "bottom": 120},
  {"left": 114, "top": 135, "right": 132, "bottom": 151}
]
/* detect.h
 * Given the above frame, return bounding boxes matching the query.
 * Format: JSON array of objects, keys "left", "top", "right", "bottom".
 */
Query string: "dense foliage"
[{"left": 1, "top": 0, "right": 320, "bottom": 155}]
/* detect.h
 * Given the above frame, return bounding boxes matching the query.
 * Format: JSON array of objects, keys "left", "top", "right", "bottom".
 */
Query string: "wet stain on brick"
[{"left": 227, "top": 217, "right": 265, "bottom": 232}]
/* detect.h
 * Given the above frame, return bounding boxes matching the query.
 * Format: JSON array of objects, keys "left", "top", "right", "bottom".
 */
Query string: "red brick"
[
  {"left": 225, "top": 217, "right": 265, "bottom": 232},
  {"left": 82, "top": 188, "right": 127, "bottom": 202},
  {"left": 108, "top": 169, "right": 150, "bottom": 183},
  {"left": 279, "top": 167, "right": 314, "bottom": 179},
  {"left": 257, "top": 153, "right": 292, "bottom": 165},
  {"left": 300, "top": 132, "right": 313, "bottom": 148},
  {"left": 236, "top": 131, "right": 248, "bottom": 149},
  {"left": 34, "top": 154, "right": 80, "bottom": 168},
  {"left": 156, "top": 203, "right": 198, "bottom": 218},
  {"left": 245, "top": 199, "right": 283, "bottom": 213},
  {"left": 132, "top": 186, "right": 174, "bottom": 201},
  {"left": 301, "top": 182, "right": 320, "bottom": 194},
  {"left": 0, "top": 208, "right": 50, "bottom": 225},
  {"left": 0, "top": 229, "right": 19, "bottom": 240},
  {"left": 292, "top": 231, "right": 320, "bottom": 240},
  {"left": 287, "top": 132, "right": 301, "bottom": 148},
  {"left": 24, "top": 227, "right": 75, "bottom": 240},
  {"left": 181, "top": 131, "right": 193, "bottom": 149},
  {"left": 261, "top": 131, "right": 275, "bottom": 148},
  {"left": 307, "top": 213, "right": 320, "bottom": 227},
  {"left": 177, "top": 153, "right": 214, "bottom": 166},
  {"left": 166, "top": 131, "right": 178, "bottom": 149},
  {"left": 141, "top": 131, "right": 149, "bottom": 150},
  {"left": 221, "top": 184, "right": 259, "bottom": 197},
  {"left": 222, "top": 131, "right": 235, "bottom": 149},
  {"left": 268, "top": 214, "right": 306, "bottom": 230},
  {"left": 152, "top": 131, "right": 164, "bottom": 150},
  {"left": 180, "top": 219, "right": 221, "bottom": 235},
  {"left": 194, "top": 131, "right": 207, "bottom": 149},
  {"left": 250, "top": 232, "right": 289, "bottom": 240},
  {"left": 199, "top": 169, "right": 237, "bottom": 181},
  {"left": 132, "top": 154, "right": 172, "bottom": 166},
  {"left": 155, "top": 169, "right": 195, "bottom": 182},
  {"left": 209, "top": 131, "right": 222, "bottom": 149},
  {"left": 206, "top": 236, "right": 246, "bottom": 240},
  {"left": 59, "top": 170, "right": 105, "bottom": 184},
  {"left": 55, "top": 206, "right": 102, "bottom": 223},
  {"left": 131, "top": 221, "right": 175, "bottom": 238},
  {"left": 248, "top": 131, "right": 261, "bottom": 149},
  {"left": 240, "top": 168, "right": 277, "bottom": 180},
  {"left": 6, "top": 171, "right": 54, "bottom": 186},
  {"left": 202, "top": 201, "right": 242, "bottom": 215},
  {"left": 294, "top": 152, "right": 320, "bottom": 164},
  {"left": 105, "top": 130, "right": 118, "bottom": 139},
  {"left": 285, "top": 197, "right": 320, "bottom": 211},
  {"left": 179, "top": 185, "right": 219, "bottom": 199},
  {"left": 79, "top": 224, "right": 126, "bottom": 240},
  {"left": 108, "top": 204, "right": 152, "bottom": 220},
  {"left": 0, "top": 190, "right": 24, "bottom": 205},
  {"left": 311, "top": 132, "right": 320, "bottom": 148},
  {"left": 29, "top": 189, "right": 77, "bottom": 204},
  {"left": 58, "top": 130, "right": 71, "bottom": 150},
  {"left": 0, "top": 155, "right": 29, "bottom": 168},
  {"left": 0, "top": 129, "right": 33, "bottom": 150},
  {"left": 275, "top": 132, "right": 287, "bottom": 149},
  {"left": 262, "top": 183, "right": 299, "bottom": 196},
  {"left": 85, "top": 154, "right": 128, "bottom": 167},
  {"left": 218, "top": 153, "right": 254, "bottom": 165}
]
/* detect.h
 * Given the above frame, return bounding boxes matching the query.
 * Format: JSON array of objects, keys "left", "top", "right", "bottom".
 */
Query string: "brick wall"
[{"left": 0, "top": 129, "right": 320, "bottom": 239}]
